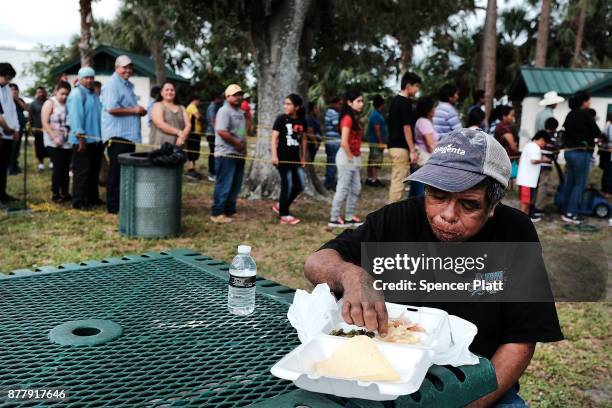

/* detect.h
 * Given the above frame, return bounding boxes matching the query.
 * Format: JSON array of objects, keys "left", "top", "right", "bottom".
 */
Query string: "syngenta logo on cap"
[{"left": 434, "top": 144, "right": 466, "bottom": 156}]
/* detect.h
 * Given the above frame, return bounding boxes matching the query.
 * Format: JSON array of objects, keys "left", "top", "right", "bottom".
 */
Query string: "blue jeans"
[
  {"left": 211, "top": 156, "right": 245, "bottom": 216},
  {"left": 562, "top": 150, "right": 592, "bottom": 215},
  {"left": 277, "top": 165, "right": 305, "bottom": 216},
  {"left": 493, "top": 387, "right": 528, "bottom": 407},
  {"left": 408, "top": 165, "right": 425, "bottom": 198},
  {"left": 325, "top": 140, "right": 340, "bottom": 187}
]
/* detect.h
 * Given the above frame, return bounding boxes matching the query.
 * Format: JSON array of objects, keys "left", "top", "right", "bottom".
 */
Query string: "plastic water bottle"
[{"left": 228, "top": 245, "right": 256, "bottom": 316}]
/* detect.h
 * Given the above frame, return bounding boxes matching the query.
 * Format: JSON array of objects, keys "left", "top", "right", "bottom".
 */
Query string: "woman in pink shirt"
[{"left": 410, "top": 96, "right": 438, "bottom": 198}]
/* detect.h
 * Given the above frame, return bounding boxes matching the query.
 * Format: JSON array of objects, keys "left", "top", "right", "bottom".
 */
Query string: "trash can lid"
[{"left": 118, "top": 152, "right": 155, "bottom": 167}]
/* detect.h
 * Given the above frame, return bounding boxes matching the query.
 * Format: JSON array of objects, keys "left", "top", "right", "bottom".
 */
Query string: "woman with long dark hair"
[
  {"left": 150, "top": 81, "right": 191, "bottom": 147},
  {"left": 328, "top": 90, "right": 364, "bottom": 228},
  {"left": 271, "top": 93, "right": 308, "bottom": 224}
]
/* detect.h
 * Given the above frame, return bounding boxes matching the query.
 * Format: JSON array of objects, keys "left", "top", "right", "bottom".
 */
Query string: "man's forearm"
[
  {"left": 403, "top": 125, "right": 415, "bottom": 151},
  {"left": 217, "top": 130, "right": 241, "bottom": 147},
  {"left": 304, "top": 249, "right": 353, "bottom": 297},
  {"left": 466, "top": 342, "right": 535, "bottom": 407},
  {"left": 107, "top": 107, "right": 137, "bottom": 116}
]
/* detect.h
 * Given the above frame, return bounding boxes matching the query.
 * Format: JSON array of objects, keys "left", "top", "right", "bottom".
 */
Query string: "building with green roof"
[{"left": 509, "top": 66, "right": 612, "bottom": 141}]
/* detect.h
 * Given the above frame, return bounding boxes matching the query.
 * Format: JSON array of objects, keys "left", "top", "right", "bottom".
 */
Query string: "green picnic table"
[{"left": 0, "top": 249, "right": 497, "bottom": 407}]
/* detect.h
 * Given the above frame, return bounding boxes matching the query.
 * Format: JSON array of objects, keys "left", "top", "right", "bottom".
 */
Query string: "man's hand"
[
  {"left": 132, "top": 106, "right": 147, "bottom": 116},
  {"left": 410, "top": 150, "right": 418, "bottom": 165},
  {"left": 2, "top": 126, "right": 14, "bottom": 136},
  {"left": 340, "top": 265, "right": 389, "bottom": 336},
  {"left": 12, "top": 131, "right": 20, "bottom": 142},
  {"left": 77, "top": 139, "right": 87, "bottom": 153}
]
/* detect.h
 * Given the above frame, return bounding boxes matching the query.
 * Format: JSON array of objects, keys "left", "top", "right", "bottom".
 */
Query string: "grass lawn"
[{"left": 1, "top": 144, "right": 610, "bottom": 406}]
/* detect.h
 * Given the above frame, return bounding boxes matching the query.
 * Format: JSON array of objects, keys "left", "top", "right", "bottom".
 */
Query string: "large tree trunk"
[
  {"left": 244, "top": 0, "right": 313, "bottom": 200},
  {"left": 478, "top": 0, "right": 497, "bottom": 121},
  {"left": 571, "top": 0, "right": 588, "bottom": 68},
  {"left": 79, "top": 0, "right": 94, "bottom": 67},
  {"left": 150, "top": 31, "right": 166, "bottom": 84},
  {"left": 534, "top": 0, "right": 551, "bottom": 68},
  {"left": 398, "top": 39, "right": 413, "bottom": 74}
]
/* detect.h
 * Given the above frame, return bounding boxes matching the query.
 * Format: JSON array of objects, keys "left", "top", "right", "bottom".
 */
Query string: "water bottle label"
[{"left": 229, "top": 275, "right": 256, "bottom": 288}]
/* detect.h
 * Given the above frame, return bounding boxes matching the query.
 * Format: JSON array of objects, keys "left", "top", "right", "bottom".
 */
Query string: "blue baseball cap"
[
  {"left": 407, "top": 128, "right": 511, "bottom": 192},
  {"left": 78, "top": 67, "right": 96, "bottom": 79}
]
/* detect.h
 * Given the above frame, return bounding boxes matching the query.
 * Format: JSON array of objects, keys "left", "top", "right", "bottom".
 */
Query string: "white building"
[
  {"left": 509, "top": 67, "right": 612, "bottom": 149},
  {"left": 0, "top": 46, "right": 45, "bottom": 94},
  {"left": 51, "top": 45, "right": 189, "bottom": 143}
]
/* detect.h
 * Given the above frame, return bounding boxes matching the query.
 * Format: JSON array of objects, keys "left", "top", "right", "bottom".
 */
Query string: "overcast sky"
[{"left": 0, "top": 0, "right": 120, "bottom": 50}]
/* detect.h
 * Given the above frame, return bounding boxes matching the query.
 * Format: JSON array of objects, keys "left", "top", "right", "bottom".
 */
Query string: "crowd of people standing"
[{"left": 1, "top": 61, "right": 610, "bottom": 227}]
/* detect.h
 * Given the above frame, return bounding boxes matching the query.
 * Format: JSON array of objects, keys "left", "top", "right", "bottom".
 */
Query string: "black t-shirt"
[
  {"left": 273, "top": 114, "right": 306, "bottom": 164},
  {"left": 387, "top": 95, "right": 415, "bottom": 150},
  {"left": 562, "top": 109, "right": 600, "bottom": 148},
  {"left": 320, "top": 197, "right": 564, "bottom": 360}
]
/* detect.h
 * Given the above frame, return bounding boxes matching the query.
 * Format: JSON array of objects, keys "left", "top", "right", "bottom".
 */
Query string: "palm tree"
[
  {"left": 479, "top": 0, "right": 497, "bottom": 120},
  {"left": 534, "top": 0, "right": 552, "bottom": 67},
  {"left": 79, "top": 0, "right": 94, "bottom": 67}
]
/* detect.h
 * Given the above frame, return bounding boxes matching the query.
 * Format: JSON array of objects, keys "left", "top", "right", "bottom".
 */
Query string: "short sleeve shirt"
[
  {"left": 414, "top": 117, "right": 438, "bottom": 151},
  {"left": 516, "top": 142, "right": 542, "bottom": 188},
  {"left": 214, "top": 102, "right": 246, "bottom": 157},
  {"left": 186, "top": 103, "right": 202, "bottom": 134},
  {"left": 273, "top": 114, "right": 307, "bottom": 163},
  {"left": 387, "top": 95, "right": 415, "bottom": 149},
  {"left": 340, "top": 114, "right": 362, "bottom": 156},
  {"left": 367, "top": 109, "right": 388, "bottom": 144}
]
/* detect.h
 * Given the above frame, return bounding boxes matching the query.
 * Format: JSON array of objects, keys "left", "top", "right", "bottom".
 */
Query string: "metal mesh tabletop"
[
  {"left": 0, "top": 250, "right": 299, "bottom": 407},
  {"left": 1, "top": 249, "right": 496, "bottom": 408}
]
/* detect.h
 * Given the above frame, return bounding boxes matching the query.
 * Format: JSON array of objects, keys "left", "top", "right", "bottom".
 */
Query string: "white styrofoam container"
[
  {"left": 270, "top": 334, "right": 435, "bottom": 401},
  {"left": 322, "top": 303, "right": 452, "bottom": 352}
]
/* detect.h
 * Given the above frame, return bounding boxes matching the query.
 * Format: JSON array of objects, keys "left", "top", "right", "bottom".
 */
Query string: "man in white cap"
[
  {"left": 67, "top": 66, "right": 103, "bottom": 210},
  {"left": 535, "top": 91, "right": 564, "bottom": 132},
  {"left": 100, "top": 55, "right": 147, "bottom": 214},
  {"left": 305, "top": 128, "right": 563, "bottom": 407},
  {"left": 210, "top": 84, "right": 246, "bottom": 223}
]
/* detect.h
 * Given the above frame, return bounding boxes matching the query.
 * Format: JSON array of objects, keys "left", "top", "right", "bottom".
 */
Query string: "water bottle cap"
[{"left": 237, "top": 245, "right": 251, "bottom": 255}]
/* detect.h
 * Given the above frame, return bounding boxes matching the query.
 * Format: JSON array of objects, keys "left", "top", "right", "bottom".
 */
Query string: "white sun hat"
[{"left": 539, "top": 91, "right": 565, "bottom": 106}]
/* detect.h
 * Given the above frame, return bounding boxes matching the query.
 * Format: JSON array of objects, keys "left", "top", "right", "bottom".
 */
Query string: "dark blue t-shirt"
[{"left": 367, "top": 109, "right": 388, "bottom": 144}]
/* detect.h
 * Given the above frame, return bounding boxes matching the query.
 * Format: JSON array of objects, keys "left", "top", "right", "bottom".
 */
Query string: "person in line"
[
  {"left": 328, "top": 90, "right": 365, "bottom": 228},
  {"left": 210, "top": 84, "right": 247, "bottom": 224},
  {"left": 466, "top": 107, "right": 486, "bottom": 130},
  {"left": 410, "top": 96, "right": 438, "bottom": 198},
  {"left": 517, "top": 131, "right": 551, "bottom": 222},
  {"left": 8, "top": 83, "right": 29, "bottom": 175},
  {"left": 535, "top": 91, "right": 564, "bottom": 132},
  {"left": 305, "top": 101, "right": 323, "bottom": 163},
  {"left": 534, "top": 117, "right": 560, "bottom": 214},
  {"left": 433, "top": 84, "right": 461, "bottom": 135},
  {"left": 600, "top": 113, "right": 612, "bottom": 198},
  {"left": 147, "top": 85, "right": 161, "bottom": 129},
  {"left": 67, "top": 67, "right": 103, "bottom": 210},
  {"left": 305, "top": 128, "right": 563, "bottom": 408},
  {"left": 387, "top": 72, "right": 421, "bottom": 203},
  {"left": 467, "top": 89, "right": 487, "bottom": 130},
  {"left": 185, "top": 95, "right": 204, "bottom": 180},
  {"left": 41, "top": 81, "right": 72, "bottom": 203},
  {"left": 560, "top": 91, "right": 600, "bottom": 224},
  {"left": 365, "top": 95, "right": 387, "bottom": 188},
  {"left": 150, "top": 81, "right": 190, "bottom": 148},
  {"left": 0, "top": 63, "right": 20, "bottom": 204},
  {"left": 271, "top": 94, "right": 307, "bottom": 225},
  {"left": 324, "top": 96, "right": 343, "bottom": 190},
  {"left": 241, "top": 93, "right": 253, "bottom": 136},
  {"left": 206, "top": 93, "right": 223, "bottom": 182},
  {"left": 493, "top": 105, "right": 519, "bottom": 189},
  {"left": 93, "top": 81, "right": 102, "bottom": 96},
  {"left": 101, "top": 55, "right": 147, "bottom": 214},
  {"left": 29, "top": 86, "right": 49, "bottom": 172}
]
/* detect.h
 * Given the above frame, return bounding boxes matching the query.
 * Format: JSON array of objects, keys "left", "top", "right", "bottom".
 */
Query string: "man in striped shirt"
[
  {"left": 433, "top": 84, "right": 461, "bottom": 135},
  {"left": 100, "top": 55, "right": 147, "bottom": 214}
]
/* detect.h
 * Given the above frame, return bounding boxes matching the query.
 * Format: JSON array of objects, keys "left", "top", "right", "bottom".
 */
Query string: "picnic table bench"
[{"left": 0, "top": 249, "right": 496, "bottom": 407}]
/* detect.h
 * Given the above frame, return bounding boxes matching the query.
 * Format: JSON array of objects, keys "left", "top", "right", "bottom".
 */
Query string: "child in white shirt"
[{"left": 516, "top": 131, "right": 551, "bottom": 221}]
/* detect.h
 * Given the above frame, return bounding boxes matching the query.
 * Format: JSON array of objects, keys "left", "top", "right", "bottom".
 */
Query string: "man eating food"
[{"left": 304, "top": 128, "right": 563, "bottom": 407}]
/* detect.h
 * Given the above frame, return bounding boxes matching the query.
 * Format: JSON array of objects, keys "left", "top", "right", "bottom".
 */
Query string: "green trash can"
[{"left": 118, "top": 152, "right": 183, "bottom": 238}]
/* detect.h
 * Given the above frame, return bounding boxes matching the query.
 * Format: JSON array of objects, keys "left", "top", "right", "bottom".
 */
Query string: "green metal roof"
[
  {"left": 509, "top": 66, "right": 612, "bottom": 100},
  {"left": 51, "top": 45, "right": 189, "bottom": 84}
]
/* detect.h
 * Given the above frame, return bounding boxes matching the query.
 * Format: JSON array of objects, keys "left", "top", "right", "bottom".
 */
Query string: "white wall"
[
  {"left": 519, "top": 96, "right": 611, "bottom": 148},
  {"left": 67, "top": 74, "right": 152, "bottom": 144},
  {"left": 0, "top": 46, "right": 44, "bottom": 94}
]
